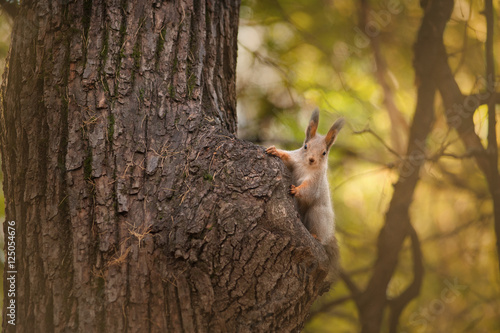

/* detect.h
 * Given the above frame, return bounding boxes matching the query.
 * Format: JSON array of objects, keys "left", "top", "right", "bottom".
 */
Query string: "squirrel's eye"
[
  {"left": 322, "top": 151, "right": 326, "bottom": 156},
  {"left": 304, "top": 144, "right": 308, "bottom": 150}
]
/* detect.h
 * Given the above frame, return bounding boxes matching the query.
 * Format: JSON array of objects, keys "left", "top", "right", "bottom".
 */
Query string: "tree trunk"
[{"left": 0, "top": 1, "right": 331, "bottom": 332}]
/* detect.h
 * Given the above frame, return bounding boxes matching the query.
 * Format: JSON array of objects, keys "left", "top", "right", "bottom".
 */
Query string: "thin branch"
[
  {"left": 237, "top": 42, "right": 297, "bottom": 107},
  {"left": 270, "top": 0, "right": 383, "bottom": 117},
  {"left": 344, "top": 265, "right": 372, "bottom": 277},
  {"left": 452, "top": 0, "right": 473, "bottom": 75},
  {"left": 353, "top": 127, "right": 403, "bottom": 160},
  {"left": 271, "top": 0, "right": 349, "bottom": 92},
  {"left": 359, "top": 0, "right": 409, "bottom": 155},
  {"left": 423, "top": 214, "right": 492, "bottom": 243},
  {"left": 305, "top": 268, "right": 364, "bottom": 322},
  {"left": 388, "top": 225, "right": 424, "bottom": 333},
  {"left": 339, "top": 269, "right": 361, "bottom": 298},
  {"left": 427, "top": 144, "right": 486, "bottom": 162},
  {"left": 434, "top": 43, "right": 491, "bottom": 177},
  {"left": 308, "top": 296, "right": 353, "bottom": 318},
  {"left": 439, "top": 151, "right": 479, "bottom": 160},
  {"left": 467, "top": 91, "right": 500, "bottom": 106},
  {"left": 431, "top": 163, "right": 489, "bottom": 197},
  {"left": 332, "top": 165, "right": 393, "bottom": 192}
]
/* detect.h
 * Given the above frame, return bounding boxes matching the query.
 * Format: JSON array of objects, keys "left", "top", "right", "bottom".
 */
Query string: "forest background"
[{"left": 0, "top": 0, "right": 499, "bottom": 331}]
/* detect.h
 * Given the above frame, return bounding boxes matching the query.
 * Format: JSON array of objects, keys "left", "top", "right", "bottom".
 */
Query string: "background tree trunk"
[
  {"left": 0, "top": 1, "right": 331, "bottom": 332},
  {"left": 354, "top": 1, "right": 453, "bottom": 332}
]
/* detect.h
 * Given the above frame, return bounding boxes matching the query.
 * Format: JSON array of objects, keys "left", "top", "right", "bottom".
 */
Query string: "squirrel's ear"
[
  {"left": 305, "top": 108, "right": 320, "bottom": 142},
  {"left": 325, "top": 117, "right": 345, "bottom": 149}
]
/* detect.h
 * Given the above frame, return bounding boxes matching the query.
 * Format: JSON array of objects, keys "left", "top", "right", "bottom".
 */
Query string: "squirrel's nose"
[{"left": 309, "top": 157, "right": 315, "bottom": 164}]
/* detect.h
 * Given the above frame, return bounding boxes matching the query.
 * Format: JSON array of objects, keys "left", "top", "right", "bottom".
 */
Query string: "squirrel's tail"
[{"left": 323, "top": 236, "right": 340, "bottom": 282}]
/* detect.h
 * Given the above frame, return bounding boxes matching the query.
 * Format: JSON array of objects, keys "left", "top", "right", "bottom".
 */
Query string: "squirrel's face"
[
  {"left": 301, "top": 135, "right": 330, "bottom": 168},
  {"left": 302, "top": 109, "right": 344, "bottom": 169}
]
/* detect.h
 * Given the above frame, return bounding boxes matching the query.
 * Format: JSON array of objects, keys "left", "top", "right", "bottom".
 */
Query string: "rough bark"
[{"left": 0, "top": 1, "right": 331, "bottom": 332}]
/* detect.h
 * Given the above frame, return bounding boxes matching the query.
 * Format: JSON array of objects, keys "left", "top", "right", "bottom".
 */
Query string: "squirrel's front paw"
[
  {"left": 266, "top": 146, "right": 278, "bottom": 156},
  {"left": 289, "top": 184, "right": 298, "bottom": 196}
]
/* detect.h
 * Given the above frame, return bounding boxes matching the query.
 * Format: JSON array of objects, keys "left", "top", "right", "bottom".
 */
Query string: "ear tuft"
[
  {"left": 325, "top": 117, "right": 345, "bottom": 149},
  {"left": 310, "top": 108, "right": 320, "bottom": 125},
  {"left": 305, "top": 108, "right": 320, "bottom": 142},
  {"left": 331, "top": 117, "right": 345, "bottom": 132}
]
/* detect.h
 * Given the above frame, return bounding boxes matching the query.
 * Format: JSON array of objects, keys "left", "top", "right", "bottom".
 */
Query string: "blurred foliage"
[{"left": 237, "top": 0, "right": 500, "bottom": 332}]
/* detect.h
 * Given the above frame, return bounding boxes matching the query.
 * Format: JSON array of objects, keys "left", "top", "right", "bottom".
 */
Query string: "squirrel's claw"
[
  {"left": 265, "top": 146, "right": 277, "bottom": 155},
  {"left": 289, "top": 185, "right": 297, "bottom": 196}
]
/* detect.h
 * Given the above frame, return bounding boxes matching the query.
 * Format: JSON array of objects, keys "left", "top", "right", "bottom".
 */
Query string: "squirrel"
[{"left": 266, "top": 109, "right": 344, "bottom": 280}]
